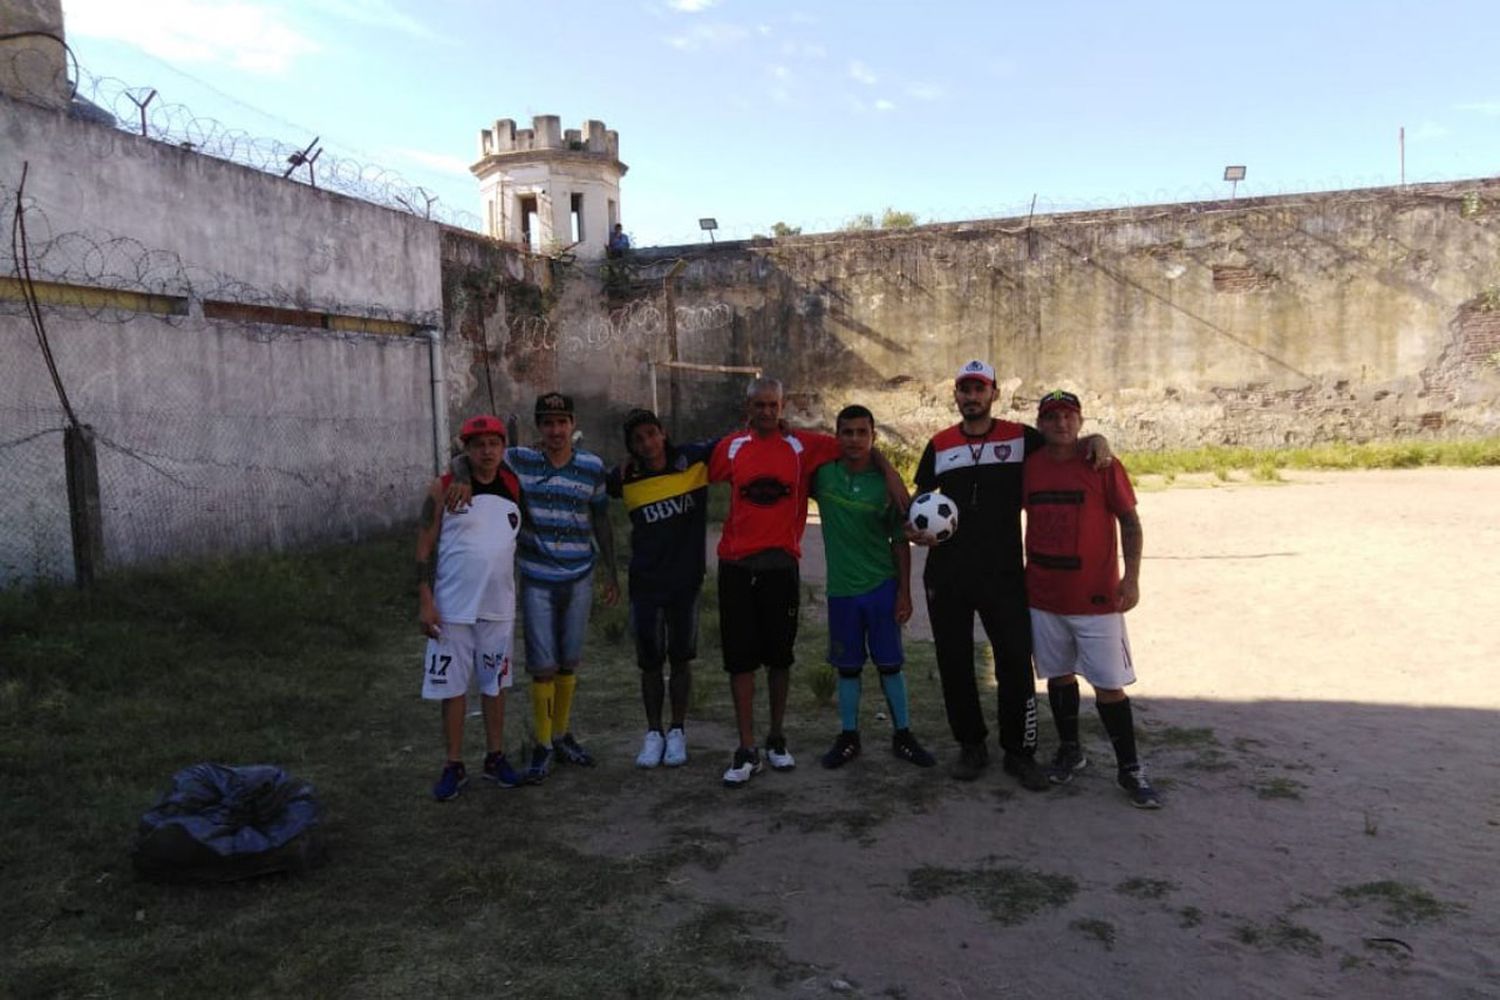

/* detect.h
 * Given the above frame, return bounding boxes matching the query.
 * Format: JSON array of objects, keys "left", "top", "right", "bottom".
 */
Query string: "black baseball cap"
[{"left": 534, "top": 392, "right": 574, "bottom": 422}]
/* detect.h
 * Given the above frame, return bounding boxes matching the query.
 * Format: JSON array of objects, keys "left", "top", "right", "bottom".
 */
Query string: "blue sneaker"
[
  {"left": 482, "top": 751, "right": 523, "bottom": 789},
  {"left": 525, "top": 743, "right": 554, "bottom": 784},
  {"left": 432, "top": 761, "right": 467, "bottom": 801}
]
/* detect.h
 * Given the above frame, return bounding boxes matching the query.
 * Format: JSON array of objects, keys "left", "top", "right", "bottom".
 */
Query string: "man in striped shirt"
[
  {"left": 508, "top": 392, "right": 620, "bottom": 782},
  {"left": 448, "top": 392, "right": 620, "bottom": 783}
]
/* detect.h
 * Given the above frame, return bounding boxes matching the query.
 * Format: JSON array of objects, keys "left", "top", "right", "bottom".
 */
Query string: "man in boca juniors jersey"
[
  {"left": 1024, "top": 390, "right": 1159, "bottom": 809},
  {"left": 606, "top": 409, "right": 719, "bottom": 770},
  {"left": 416, "top": 415, "right": 526, "bottom": 801},
  {"left": 709, "top": 377, "right": 908, "bottom": 787},
  {"left": 912, "top": 360, "right": 1111, "bottom": 791}
]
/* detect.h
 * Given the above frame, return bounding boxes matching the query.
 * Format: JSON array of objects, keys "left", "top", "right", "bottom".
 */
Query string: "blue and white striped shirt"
[{"left": 506, "top": 446, "right": 608, "bottom": 583}]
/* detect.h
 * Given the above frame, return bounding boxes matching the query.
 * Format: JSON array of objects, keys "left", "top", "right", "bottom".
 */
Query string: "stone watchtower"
[{"left": 472, "top": 116, "right": 627, "bottom": 259}]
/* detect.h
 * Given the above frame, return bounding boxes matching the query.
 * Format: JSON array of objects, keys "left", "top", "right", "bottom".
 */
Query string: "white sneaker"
[
  {"left": 765, "top": 737, "right": 796, "bottom": 772},
  {"left": 635, "top": 730, "right": 666, "bottom": 769},
  {"left": 663, "top": 727, "right": 688, "bottom": 767},
  {"left": 722, "top": 747, "right": 762, "bottom": 787}
]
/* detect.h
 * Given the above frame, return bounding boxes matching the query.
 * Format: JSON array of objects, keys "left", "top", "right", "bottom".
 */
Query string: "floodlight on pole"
[
  {"left": 699, "top": 217, "right": 718, "bottom": 244},
  {"left": 1223, "top": 165, "right": 1247, "bottom": 200}
]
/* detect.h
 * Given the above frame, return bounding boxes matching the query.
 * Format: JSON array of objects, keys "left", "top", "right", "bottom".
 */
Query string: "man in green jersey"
[{"left": 813, "top": 404, "right": 935, "bottom": 769}]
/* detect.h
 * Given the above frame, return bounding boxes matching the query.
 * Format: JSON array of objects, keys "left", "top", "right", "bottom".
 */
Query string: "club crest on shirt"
[
  {"left": 994, "top": 444, "right": 1012, "bottom": 461},
  {"left": 508, "top": 511, "right": 519, "bottom": 529},
  {"left": 741, "top": 476, "right": 792, "bottom": 506}
]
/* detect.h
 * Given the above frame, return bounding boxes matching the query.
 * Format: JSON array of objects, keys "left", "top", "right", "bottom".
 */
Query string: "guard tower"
[{"left": 473, "top": 116, "right": 627, "bottom": 259}]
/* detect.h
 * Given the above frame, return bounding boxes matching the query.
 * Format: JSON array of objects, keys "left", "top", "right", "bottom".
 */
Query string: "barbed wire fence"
[
  {"left": 2, "top": 88, "right": 442, "bottom": 588},
  {"left": 1, "top": 38, "right": 483, "bottom": 233}
]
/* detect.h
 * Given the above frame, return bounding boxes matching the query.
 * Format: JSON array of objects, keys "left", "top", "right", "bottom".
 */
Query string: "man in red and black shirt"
[
  {"left": 913, "top": 360, "right": 1109, "bottom": 789},
  {"left": 709, "top": 378, "right": 843, "bottom": 786},
  {"left": 1025, "top": 389, "right": 1159, "bottom": 809}
]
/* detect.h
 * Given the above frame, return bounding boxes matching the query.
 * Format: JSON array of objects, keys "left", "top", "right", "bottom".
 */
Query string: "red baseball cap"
[{"left": 459, "top": 414, "right": 507, "bottom": 442}]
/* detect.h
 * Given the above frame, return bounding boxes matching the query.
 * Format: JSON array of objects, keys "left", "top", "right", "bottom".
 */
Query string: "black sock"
[
  {"left": 1049, "top": 681, "right": 1081, "bottom": 746},
  {"left": 1097, "top": 697, "right": 1139, "bottom": 771}
]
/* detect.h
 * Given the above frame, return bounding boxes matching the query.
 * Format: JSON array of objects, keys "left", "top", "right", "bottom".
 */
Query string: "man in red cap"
[
  {"left": 416, "top": 414, "right": 526, "bottom": 800},
  {"left": 1025, "top": 389, "right": 1159, "bottom": 808},
  {"left": 912, "top": 361, "right": 1110, "bottom": 789}
]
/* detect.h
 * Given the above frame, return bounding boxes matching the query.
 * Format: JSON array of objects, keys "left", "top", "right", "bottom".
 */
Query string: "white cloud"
[
  {"left": 64, "top": 0, "right": 320, "bottom": 75},
  {"left": 306, "top": 0, "right": 446, "bottom": 41},
  {"left": 664, "top": 22, "right": 750, "bottom": 50},
  {"left": 906, "top": 82, "right": 943, "bottom": 102},
  {"left": 1455, "top": 100, "right": 1500, "bottom": 116},
  {"left": 769, "top": 64, "right": 791, "bottom": 80},
  {"left": 388, "top": 147, "right": 473, "bottom": 177},
  {"left": 667, "top": 0, "right": 720, "bottom": 11},
  {"left": 874, "top": 99, "right": 896, "bottom": 112},
  {"left": 780, "top": 39, "right": 826, "bottom": 58},
  {"left": 849, "top": 59, "right": 877, "bottom": 85},
  {"left": 1409, "top": 121, "right": 1448, "bottom": 141}
]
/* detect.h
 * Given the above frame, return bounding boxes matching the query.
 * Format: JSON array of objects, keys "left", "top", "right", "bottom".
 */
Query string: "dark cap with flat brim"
[
  {"left": 534, "top": 392, "right": 575, "bottom": 421},
  {"left": 1037, "top": 389, "right": 1082, "bottom": 418}
]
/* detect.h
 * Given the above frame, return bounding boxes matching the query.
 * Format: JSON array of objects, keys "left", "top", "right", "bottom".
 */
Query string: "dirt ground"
[{"left": 591, "top": 468, "right": 1500, "bottom": 998}]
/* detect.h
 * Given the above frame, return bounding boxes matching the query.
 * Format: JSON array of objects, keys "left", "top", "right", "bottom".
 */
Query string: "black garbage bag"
[{"left": 132, "top": 763, "right": 327, "bottom": 882}]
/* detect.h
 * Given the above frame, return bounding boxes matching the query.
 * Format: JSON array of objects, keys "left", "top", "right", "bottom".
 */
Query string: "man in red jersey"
[
  {"left": 709, "top": 377, "right": 905, "bottom": 786},
  {"left": 1025, "top": 390, "right": 1159, "bottom": 808},
  {"left": 912, "top": 361, "right": 1110, "bottom": 789}
]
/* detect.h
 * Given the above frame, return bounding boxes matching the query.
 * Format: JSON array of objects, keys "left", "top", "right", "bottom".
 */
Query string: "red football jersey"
[
  {"left": 709, "top": 429, "right": 840, "bottom": 562},
  {"left": 1023, "top": 452, "right": 1137, "bottom": 615}
]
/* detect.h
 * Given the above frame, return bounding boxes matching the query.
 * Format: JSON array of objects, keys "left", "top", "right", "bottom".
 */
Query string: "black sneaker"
[
  {"left": 891, "top": 729, "right": 936, "bottom": 768},
  {"left": 1048, "top": 742, "right": 1088, "bottom": 785},
  {"left": 1118, "top": 765, "right": 1163, "bottom": 809},
  {"left": 524, "top": 743, "right": 553, "bottom": 784},
  {"left": 481, "top": 751, "right": 523, "bottom": 789},
  {"left": 552, "top": 732, "right": 595, "bottom": 767},
  {"left": 820, "top": 731, "right": 862, "bottom": 769},
  {"left": 949, "top": 742, "right": 989, "bottom": 781},
  {"left": 1002, "top": 753, "right": 1052, "bottom": 792}
]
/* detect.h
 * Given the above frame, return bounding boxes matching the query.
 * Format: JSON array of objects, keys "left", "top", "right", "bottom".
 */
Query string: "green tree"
[
  {"left": 880, "top": 207, "right": 919, "bottom": 228},
  {"left": 770, "top": 221, "right": 802, "bottom": 237},
  {"left": 840, "top": 212, "right": 876, "bottom": 231}
]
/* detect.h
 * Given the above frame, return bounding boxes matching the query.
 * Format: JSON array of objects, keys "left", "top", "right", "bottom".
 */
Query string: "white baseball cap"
[{"left": 955, "top": 359, "right": 996, "bottom": 386}]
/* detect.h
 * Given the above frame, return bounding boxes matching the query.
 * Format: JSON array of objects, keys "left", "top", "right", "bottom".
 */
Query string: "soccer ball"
[{"left": 907, "top": 491, "right": 958, "bottom": 543}]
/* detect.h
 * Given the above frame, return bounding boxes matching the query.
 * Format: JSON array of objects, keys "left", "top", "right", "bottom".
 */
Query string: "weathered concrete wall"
[
  {"left": 2, "top": 94, "right": 443, "bottom": 323},
  {"left": 586, "top": 181, "right": 1500, "bottom": 453},
  {"left": 2, "top": 94, "right": 440, "bottom": 585}
]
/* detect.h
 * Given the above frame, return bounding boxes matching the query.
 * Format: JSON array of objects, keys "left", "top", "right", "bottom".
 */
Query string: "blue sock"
[
  {"left": 837, "top": 674, "right": 861, "bottom": 732},
  {"left": 879, "top": 671, "right": 911, "bottom": 731}
]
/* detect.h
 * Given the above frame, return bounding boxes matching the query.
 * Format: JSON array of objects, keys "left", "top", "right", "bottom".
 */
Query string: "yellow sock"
[
  {"left": 553, "top": 673, "right": 577, "bottom": 736},
  {"left": 530, "top": 679, "right": 555, "bottom": 745}
]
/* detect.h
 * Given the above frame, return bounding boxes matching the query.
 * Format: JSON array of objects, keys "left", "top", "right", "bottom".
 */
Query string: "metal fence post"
[{"left": 64, "top": 424, "right": 103, "bottom": 586}]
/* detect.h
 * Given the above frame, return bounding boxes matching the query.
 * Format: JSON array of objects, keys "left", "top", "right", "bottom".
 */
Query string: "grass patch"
[
  {"left": 1116, "top": 877, "right": 1178, "bottom": 900},
  {"left": 1232, "top": 916, "right": 1324, "bottom": 956},
  {"left": 1123, "top": 437, "right": 1500, "bottom": 481},
  {"left": 0, "top": 533, "right": 831, "bottom": 997},
  {"left": 1177, "top": 906, "right": 1203, "bottom": 928},
  {"left": 1338, "top": 881, "right": 1463, "bottom": 925},
  {"left": 905, "top": 864, "right": 1077, "bottom": 926},
  {"left": 1069, "top": 917, "right": 1116, "bottom": 950},
  {"left": 1253, "top": 777, "right": 1307, "bottom": 800},
  {"left": 1141, "top": 726, "right": 1219, "bottom": 749}
]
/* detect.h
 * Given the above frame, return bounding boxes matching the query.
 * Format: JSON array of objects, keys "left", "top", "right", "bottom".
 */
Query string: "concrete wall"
[
  {"left": 1, "top": 93, "right": 441, "bottom": 585},
  {"left": 2, "top": 93, "right": 443, "bottom": 322},
  {"left": 607, "top": 183, "right": 1500, "bottom": 452}
]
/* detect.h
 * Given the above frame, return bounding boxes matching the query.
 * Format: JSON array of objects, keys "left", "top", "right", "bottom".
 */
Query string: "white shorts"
[
  {"left": 420, "top": 620, "right": 515, "bottom": 701},
  {"left": 1029, "top": 608, "right": 1136, "bottom": 690}
]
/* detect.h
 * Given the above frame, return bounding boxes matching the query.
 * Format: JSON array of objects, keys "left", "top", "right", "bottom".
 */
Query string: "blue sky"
[{"left": 60, "top": 0, "right": 1500, "bottom": 246}]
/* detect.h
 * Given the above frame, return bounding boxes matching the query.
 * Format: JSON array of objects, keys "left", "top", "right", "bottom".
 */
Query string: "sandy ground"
[{"left": 594, "top": 469, "right": 1500, "bottom": 999}]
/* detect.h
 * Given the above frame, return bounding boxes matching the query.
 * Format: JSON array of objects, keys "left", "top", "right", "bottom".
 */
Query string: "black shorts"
[
  {"left": 630, "top": 590, "right": 701, "bottom": 672},
  {"left": 717, "top": 560, "right": 800, "bottom": 674}
]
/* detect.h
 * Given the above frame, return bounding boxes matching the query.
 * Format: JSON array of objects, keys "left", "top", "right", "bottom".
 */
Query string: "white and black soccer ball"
[{"left": 907, "top": 491, "right": 958, "bottom": 543}]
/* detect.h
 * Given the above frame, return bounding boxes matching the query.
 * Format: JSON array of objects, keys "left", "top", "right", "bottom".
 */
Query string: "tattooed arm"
[
  {"left": 1117, "top": 507, "right": 1143, "bottom": 612},
  {"left": 415, "top": 480, "right": 445, "bottom": 637}
]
